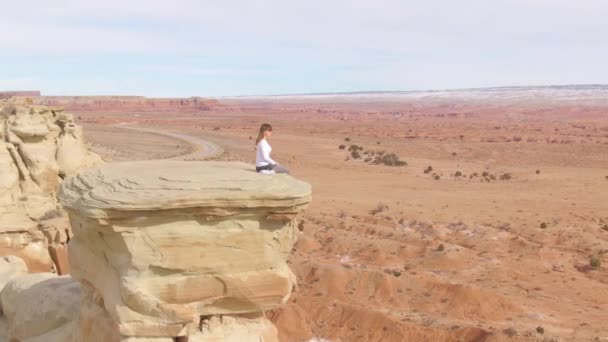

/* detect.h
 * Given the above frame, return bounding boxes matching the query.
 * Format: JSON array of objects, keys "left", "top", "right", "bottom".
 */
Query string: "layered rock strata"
[
  {"left": 0, "top": 98, "right": 102, "bottom": 273},
  {"left": 59, "top": 161, "right": 311, "bottom": 341}
]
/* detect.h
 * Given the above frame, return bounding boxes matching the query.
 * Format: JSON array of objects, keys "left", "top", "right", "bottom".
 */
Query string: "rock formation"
[
  {"left": 58, "top": 161, "right": 311, "bottom": 341},
  {"left": 0, "top": 97, "right": 102, "bottom": 273}
]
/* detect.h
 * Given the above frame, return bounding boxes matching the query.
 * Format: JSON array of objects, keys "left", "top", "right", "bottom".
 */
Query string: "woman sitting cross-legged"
[{"left": 255, "top": 123, "right": 289, "bottom": 174}]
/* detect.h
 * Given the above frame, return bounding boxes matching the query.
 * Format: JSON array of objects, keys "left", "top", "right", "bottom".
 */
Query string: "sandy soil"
[{"left": 76, "top": 90, "right": 608, "bottom": 342}]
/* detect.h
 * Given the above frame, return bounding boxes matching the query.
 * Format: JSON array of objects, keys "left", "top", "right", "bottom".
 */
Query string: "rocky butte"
[{"left": 0, "top": 98, "right": 102, "bottom": 273}]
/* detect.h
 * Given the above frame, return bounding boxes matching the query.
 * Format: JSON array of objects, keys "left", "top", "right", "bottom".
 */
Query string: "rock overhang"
[{"left": 58, "top": 160, "right": 312, "bottom": 219}]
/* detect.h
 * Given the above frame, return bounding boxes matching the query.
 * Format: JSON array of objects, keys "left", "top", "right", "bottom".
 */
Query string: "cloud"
[{"left": 1, "top": 1, "right": 607, "bottom": 95}]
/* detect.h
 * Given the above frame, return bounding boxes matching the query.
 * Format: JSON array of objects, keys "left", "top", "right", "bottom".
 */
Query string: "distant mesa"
[
  {"left": 34, "top": 96, "right": 220, "bottom": 112},
  {"left": 0, "top": 91, "right": 41, "bottom": 98}
]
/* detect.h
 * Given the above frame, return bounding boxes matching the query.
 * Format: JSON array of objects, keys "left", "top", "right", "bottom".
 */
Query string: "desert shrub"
[
  {"left": 536, "top": 170, "right": 540, "bottom": 174},
  {"left": 213, "top": 127, "right": 221, "bottom": 130},
  {"left": 369, "top": 202, "right": 388, "bottom": 215},
  {"left": 433, "top": 175, "right": 440, "bottom": 180},
  {"left": 436, "top": 244, "right": 445, "bottom": 252},
  {"left": 602, "top": 224, "right": 608, "bottom": 232},
  {"left": 590, "top": 256, "right": 601, "bottom": 269},
  {"left": 482, "top": 171, "right": 489, "bottom": 177},
  {"left": 503, "top": 327, "right": 518, "bottom": 337},
  {"left": 338, "top": 144, "right": 346, "bottom": 150},
  {"left": 513, "top": 136, "right": 522, "bottom": 142},
  {"left": 348, "top": 144, "right": 363, "bottom": 152},
  {"left": 377, "top": 141, "right": 381, "bottom": 145},
  {"left": 454, "top": 171, "right": 462, "bottom": 177},
  {"left": 364, "top": 157, "right": 372, "bottom": 162},
  {"left": 373, "top": 153, "right": 407, "bottom": 166},
  {"left": 536, "top": 326, "right": 544, "bottom": 334},
  {"left": 489, "top": 174, "right": 496, "bottom": 181},
  {"left": 540, "top": 222, "right": 547, "bottom": 229},
  {"left": 351, "top": 150, "right": 361, "bottom": 159},
  {"left": 500, "top": 173, "right": 512, "bottom": 180},
  {"left": 423, "top": 166, "right": 433, "bottom": 174},
  {"left": 249, "top": 136, "right": 252, "bottom": 140},
  {"left": 345, "top": 137, "right": 351, "bottom": 141},
  {"left": 451, "top": 152, "right": 457, "bottom": 156}
]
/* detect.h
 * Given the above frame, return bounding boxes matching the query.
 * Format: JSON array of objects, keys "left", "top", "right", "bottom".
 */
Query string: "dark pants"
[{"left": 256, "top": 164, "right": 290, "bottom": 174}]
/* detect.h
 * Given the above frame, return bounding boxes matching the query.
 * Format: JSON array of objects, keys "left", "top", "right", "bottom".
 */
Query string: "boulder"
[{"left": 0, "top": 273, "right": 80, "bottom": 341}]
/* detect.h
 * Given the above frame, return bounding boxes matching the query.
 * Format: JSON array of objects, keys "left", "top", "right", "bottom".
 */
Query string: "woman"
[{"left": 255, "top": 123, "right": 289, "bottom": 174}]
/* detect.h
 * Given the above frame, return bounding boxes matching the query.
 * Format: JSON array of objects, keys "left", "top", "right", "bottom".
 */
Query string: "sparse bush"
[
  {"left": 424, "top": 166, "right": 433, "bottom": 174},
  {"left": 338, "top": 144, "right": 346, "bottom": 150},
  {"left": 249, "top": 136, "right": 252, "bottom": 140},
  {"left": 540, "top": 222, "right": 547, "bottom": 229},
  {"left": 436, "top": 244, "right": 445, "bottom": 252},
  {"left": 590, "top": 256, "right": 601, "bottom": 269},
  {"left": 345, "top": 137, "right": 351, "bottom": 141},
  {"left": 454, "top": 171, "right": 462, "bottom": 177},
  {"left": 451, "top": 152, "right": 457, "bottom": 156},
  {"left": 536, "top": 170, "right": 540, "bottom": 174},
  {"left": 500, "top": 173, "right": 512, "bottom": 180},
  {"left": 602, "top": 225, "right": 608, "bottom": 232},
  {"left": 213, "top": 127, "right": 221, "bottom": 131},
  {"left": 433, "top": 175, "right": 440, "bottom": 180},
  {"left": 489, "top": 174, "right": 496, "bottom": 181},
  {"left": 502, "top": 327, "right": 518, "bottom": 337},
  {"left": 373, "top": 153, "right": 407, "bottom": 166},
  {"left": 482, "top": 171, "right": 489, "bottom": 177},
  {"left": 370, "top": 202, "right": 389, "bottom": 215},
  {"left": 536, "top": 326, "right": 544, "bottom": 334},
  {"left": 377, "top": 141, "right": 381, "bottom": 145},
  {"left": 348, "top": 144, "right": 363, "bottom": 152},
  {"left": 351, "top": 150, "right": 361, "bottom": 159},
  {"left": 364, "top": 157, "right": 372, "bottom": 162}
]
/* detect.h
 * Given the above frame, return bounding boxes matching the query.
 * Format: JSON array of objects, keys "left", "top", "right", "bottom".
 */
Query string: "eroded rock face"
[
  {"left": 59, "top": 161, "right": 311, "bottom": 341},
  {"left": 0, "top": 98, "right": 102, "bottom": 273}
]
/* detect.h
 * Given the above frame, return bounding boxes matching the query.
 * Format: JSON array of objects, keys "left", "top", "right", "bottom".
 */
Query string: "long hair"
[{"left": 255, "top": 123, "right": 272, "bottom": 146}]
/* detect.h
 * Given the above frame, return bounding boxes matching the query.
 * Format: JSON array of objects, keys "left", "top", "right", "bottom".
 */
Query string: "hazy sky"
[{"left": 1, "top": 0, "right": 607, "bottom": 96}]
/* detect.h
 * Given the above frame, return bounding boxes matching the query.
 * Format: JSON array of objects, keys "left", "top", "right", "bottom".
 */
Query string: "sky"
[{"left": 1, "top": 0, "right": 607, "bottom": 97}]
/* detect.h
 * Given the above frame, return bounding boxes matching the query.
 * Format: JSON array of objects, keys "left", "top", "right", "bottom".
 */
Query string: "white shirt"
[{"left": 256, "top": 139, "right": 276, "bottom": 167}]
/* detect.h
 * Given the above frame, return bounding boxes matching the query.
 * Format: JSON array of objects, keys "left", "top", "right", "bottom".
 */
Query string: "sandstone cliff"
[{"left": 0, "top": 98, "right": 102, "bottom": 273}]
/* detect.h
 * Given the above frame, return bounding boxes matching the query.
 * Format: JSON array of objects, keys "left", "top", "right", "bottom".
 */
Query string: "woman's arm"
[{"left": 260, "top": 141, "right": 276, "bottom": 165}]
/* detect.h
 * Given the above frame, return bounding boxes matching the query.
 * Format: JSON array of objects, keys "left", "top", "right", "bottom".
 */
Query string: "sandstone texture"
[
  {"left": 59, "top": 161, "right": 311, "bottom": 340},
  {"left": 0, "top": 97, "right": 102, "bottom": 273}
]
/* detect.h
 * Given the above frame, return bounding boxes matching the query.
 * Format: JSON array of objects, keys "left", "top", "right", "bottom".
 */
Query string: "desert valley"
[{"left": 1, "top": 86, "right": 607, "bottom": 341}]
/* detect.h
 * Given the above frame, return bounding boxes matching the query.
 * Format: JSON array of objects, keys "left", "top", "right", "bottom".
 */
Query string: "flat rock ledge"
[{"left": 58, "top": 161, "right": 311, "bottom": 341}]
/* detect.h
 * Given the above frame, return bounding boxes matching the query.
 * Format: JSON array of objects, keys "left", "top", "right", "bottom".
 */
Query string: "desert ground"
[{"left": 74, "top": 87, "right": 608, "bottom": 341}]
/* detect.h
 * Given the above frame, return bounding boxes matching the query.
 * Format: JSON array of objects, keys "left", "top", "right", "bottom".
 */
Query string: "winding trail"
[{"left": 117, "top": 124, "right": 223, "bottom": 161}]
